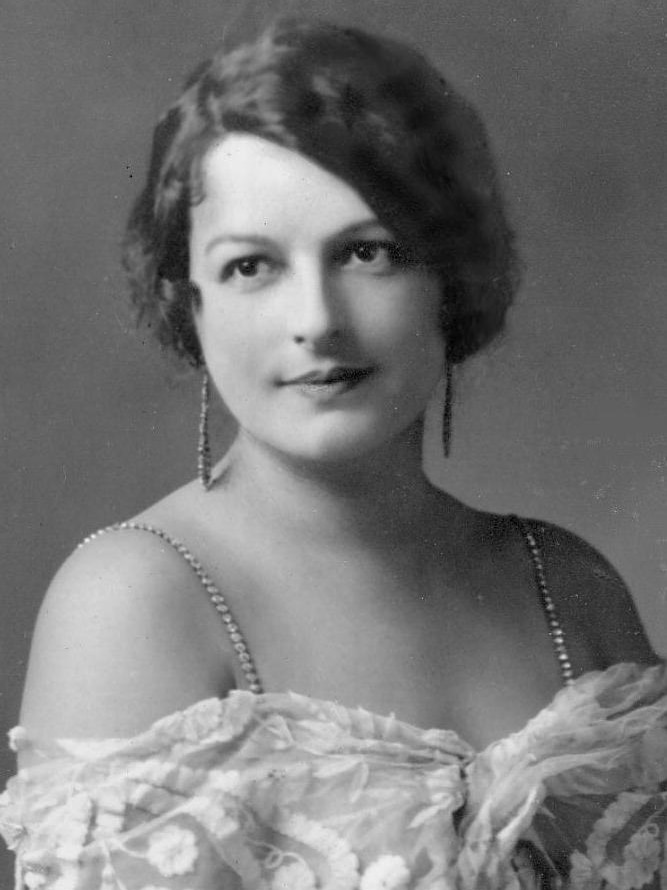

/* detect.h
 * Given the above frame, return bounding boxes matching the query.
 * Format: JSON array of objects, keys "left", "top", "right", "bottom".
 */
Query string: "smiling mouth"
[{"left": 282, "top": 366, "right": 375, "bottom": 393}]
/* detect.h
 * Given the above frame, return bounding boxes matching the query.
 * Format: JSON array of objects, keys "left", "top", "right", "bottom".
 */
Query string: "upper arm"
[
  {"left": 533, "top": 521, "right": 660, "bottom": 670},
  {"left": 20, "top": 530, "right": 235, "bottom": 752}
]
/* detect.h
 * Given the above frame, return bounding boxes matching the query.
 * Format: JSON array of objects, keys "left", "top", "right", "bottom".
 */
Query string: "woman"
[{"left": 1, "top": 17, "right": 665, "bottom": 890}]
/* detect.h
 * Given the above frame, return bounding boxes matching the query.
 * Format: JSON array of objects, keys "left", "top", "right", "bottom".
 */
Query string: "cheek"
[
  {"left": 194, "top": 306, "right": 254, "bottom": 402},
  {"left": 196, "top": 300, "right": 260, "bottom": 362}
]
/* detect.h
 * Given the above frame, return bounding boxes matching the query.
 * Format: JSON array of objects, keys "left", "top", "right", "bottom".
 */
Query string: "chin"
[{"left": 265, "top": 415, "right": 422, "bottom": 467}]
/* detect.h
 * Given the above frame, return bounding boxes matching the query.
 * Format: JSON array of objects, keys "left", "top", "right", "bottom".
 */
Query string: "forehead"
[{"left": 190, "top": 134, "right": 378, "bottom": 243}]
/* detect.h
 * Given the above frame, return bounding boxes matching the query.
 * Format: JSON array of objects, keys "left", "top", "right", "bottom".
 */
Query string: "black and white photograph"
[{"left": 1, "top": 1, "right": 666, "bottom": 887}]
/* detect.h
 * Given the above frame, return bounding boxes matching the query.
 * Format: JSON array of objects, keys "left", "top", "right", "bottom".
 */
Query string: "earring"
[
  {"left": 442, "top": 362, "right": 453, "bottom": 458},
  {"left": 197, "top": 369, "right": 212, "bottom": 490}
]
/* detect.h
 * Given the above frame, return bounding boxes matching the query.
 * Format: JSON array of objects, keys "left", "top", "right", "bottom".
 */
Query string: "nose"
[{"left": 290, "top": 262, "right": 343, "bottom": 349}]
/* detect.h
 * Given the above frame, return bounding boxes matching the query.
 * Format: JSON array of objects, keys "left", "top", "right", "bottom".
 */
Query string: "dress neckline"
[{"left": 12, "top": 662, "right": 664, "bottom": 760}]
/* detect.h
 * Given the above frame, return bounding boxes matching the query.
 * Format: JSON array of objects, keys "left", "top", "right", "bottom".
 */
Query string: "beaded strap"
[
  {"left": 78, "top": 522, "right": 264, "bottom": 694},
  {"left": 79, "top": 518, "right": 572, "bottom": 696},
  {"left": 511, "top": 516, "right": 575, "bottom": 686}
]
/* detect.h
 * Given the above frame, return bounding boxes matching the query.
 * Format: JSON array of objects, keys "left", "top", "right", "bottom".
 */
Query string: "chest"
[{"left": 214, "top": 540, "right": 568, "bottom": 748}]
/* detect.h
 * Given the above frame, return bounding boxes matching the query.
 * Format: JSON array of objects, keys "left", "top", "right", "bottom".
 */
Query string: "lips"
[{"left": 282, "top": 366, "right": 374, "bottom": 386}]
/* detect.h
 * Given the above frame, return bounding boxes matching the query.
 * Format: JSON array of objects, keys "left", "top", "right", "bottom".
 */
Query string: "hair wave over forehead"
[{"left": 123, "top": 17, "right": 521, "bottom": 366}]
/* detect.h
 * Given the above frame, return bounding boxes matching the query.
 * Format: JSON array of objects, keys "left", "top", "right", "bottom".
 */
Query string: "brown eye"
[
  {"left": 220, "top": 254, "right": 278, "bottom": 288},
  {"left": 353, "top": 242, "right": 382, "bottom": 263},
  {"left": 228, "top": 257, "right": 261, "bottom": 278},
  {"left": 338, "top": 239, "right": 407, "bottom": 273}
]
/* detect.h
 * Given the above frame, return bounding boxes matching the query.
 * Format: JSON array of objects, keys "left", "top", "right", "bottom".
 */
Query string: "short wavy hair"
[{"left": 123, "top": 18, "right": 521, "bottom": 367}]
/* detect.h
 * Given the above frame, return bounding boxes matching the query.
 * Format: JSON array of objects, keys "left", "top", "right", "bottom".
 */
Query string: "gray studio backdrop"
[{"left": 1, "top": 0, "right": 666, "bottom": 881}]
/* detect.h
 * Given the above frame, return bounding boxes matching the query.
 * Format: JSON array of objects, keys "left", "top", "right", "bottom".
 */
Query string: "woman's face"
[{"left": 189, "top": 134, "right": 445, "bottom": 466}]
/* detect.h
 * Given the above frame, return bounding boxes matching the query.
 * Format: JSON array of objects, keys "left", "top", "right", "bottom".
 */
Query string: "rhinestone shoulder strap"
[
  {"left": 78, "top": 518, "right": 573, "bottom": 697},
  {"left": 511, "top": 515, "right": 575, "bottom": 686},
  {"left": 78, "top": 522, "right": 264, "bottom": 694}
]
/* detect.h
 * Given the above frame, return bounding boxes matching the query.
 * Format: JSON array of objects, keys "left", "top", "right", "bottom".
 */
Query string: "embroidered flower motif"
[
  {"left": 185, "top": 793, "right": 239, "bottom": 839},
  {"left": 146, "top": 824, "right": 199, "bottom": 876},
  {"left": 598, "top": 826, "right": 662, "bottom": 890},
  {"left": 277, "top": 814, "right": 359, "bottom": 889},
  {"left": 23, "top": 871, "right": 47, "bottom": 889},
  {"left": 330, "top": 851, "right": 362, "bottom": 889},
  {"left": 270, "top": 860, "right": 317, "bottom": 890},
  {"left": 360, "top": 855, "right": 411, "bottom": 890},
  {"left": 625, "top": 825, "right": 661, "bottom": 870},
  {"left": 208, "top": 768, "right": 243, "bottom": 794}
]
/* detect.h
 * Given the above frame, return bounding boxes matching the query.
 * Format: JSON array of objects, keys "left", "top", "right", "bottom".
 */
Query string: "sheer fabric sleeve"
[
  {"left": 0, "top": 695, "right": 262, "bottom": 890},
  {"left": 460, "top": 662, "right": 667, "bottom": 889},
  {"left": 0, "top": 692, "right": 470, "bottom": 890},
  {"left": 2, "top": 666, "right": 667, "bottom": 890}
]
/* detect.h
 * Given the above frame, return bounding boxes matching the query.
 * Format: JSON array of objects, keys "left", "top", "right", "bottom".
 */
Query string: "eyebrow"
[{"left": 203, "top": 218, "right": 389, "bottom": 256}]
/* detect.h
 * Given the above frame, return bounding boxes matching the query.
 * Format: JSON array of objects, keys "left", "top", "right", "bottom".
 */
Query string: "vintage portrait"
[{"left": 1, "top": 0, "right": 665, "bottom": 887}]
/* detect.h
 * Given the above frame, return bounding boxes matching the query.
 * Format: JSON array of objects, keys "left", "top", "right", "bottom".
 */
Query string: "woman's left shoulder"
[{"left": 520, "top": 516, "right": 661, "bottom": 668}]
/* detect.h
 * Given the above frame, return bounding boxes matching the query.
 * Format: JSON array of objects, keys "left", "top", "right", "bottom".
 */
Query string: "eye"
[
  {"left": 351, "top": 242, "right": 384, "bottom": 263},
  {"left": 338, "top": 240, "right": 408, "bottom": 273},
  {"left": 219, "top": 254, "right": 278, "bottom": 289}
]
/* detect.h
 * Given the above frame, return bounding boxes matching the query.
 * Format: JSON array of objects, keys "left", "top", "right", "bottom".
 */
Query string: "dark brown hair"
[{"left": 123, "top": 18, "right": 521, "bottom": 366}]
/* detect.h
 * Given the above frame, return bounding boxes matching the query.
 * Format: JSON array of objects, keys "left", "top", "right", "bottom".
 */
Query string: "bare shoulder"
[
  {"left": 20, "top": 513, "right": 235, "bottom": 750},
  {"left": 524, "top": 518, "right": 660, "bottom": 669}
]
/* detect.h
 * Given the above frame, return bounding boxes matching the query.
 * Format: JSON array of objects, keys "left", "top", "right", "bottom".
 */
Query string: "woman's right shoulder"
[
  {"left": 20, "top": 493, "right": 237, "bottom": 746},
  {"left": 46, "top": 479, "right": 222, "bottom": 625},
  {"left": 55, "top": 475, "right": 240, "bottom": 606},
  {"left": 48, "top": 520, "right": 201, "bottom": 616}
]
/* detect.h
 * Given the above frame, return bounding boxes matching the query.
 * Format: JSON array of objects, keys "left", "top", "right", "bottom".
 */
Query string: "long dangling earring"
[
  {"left": 197, "top": 369, "right": 212, "bottom": 490},
  {"left": 442, "top": 361, "right": 453, "bottom": 458}
]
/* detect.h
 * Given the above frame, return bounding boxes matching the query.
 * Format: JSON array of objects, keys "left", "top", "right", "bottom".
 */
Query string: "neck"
[{"left": 218, "top": 422, "right": 451, "bottom": 549}]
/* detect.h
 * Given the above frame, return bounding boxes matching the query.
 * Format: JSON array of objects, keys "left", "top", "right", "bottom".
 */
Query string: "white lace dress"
[
  {"left": 3, "top": 522, "right": 666, "bottom": 889},
  {"left": 1, "top": 661, "right": 667, "bottom": 890}
]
